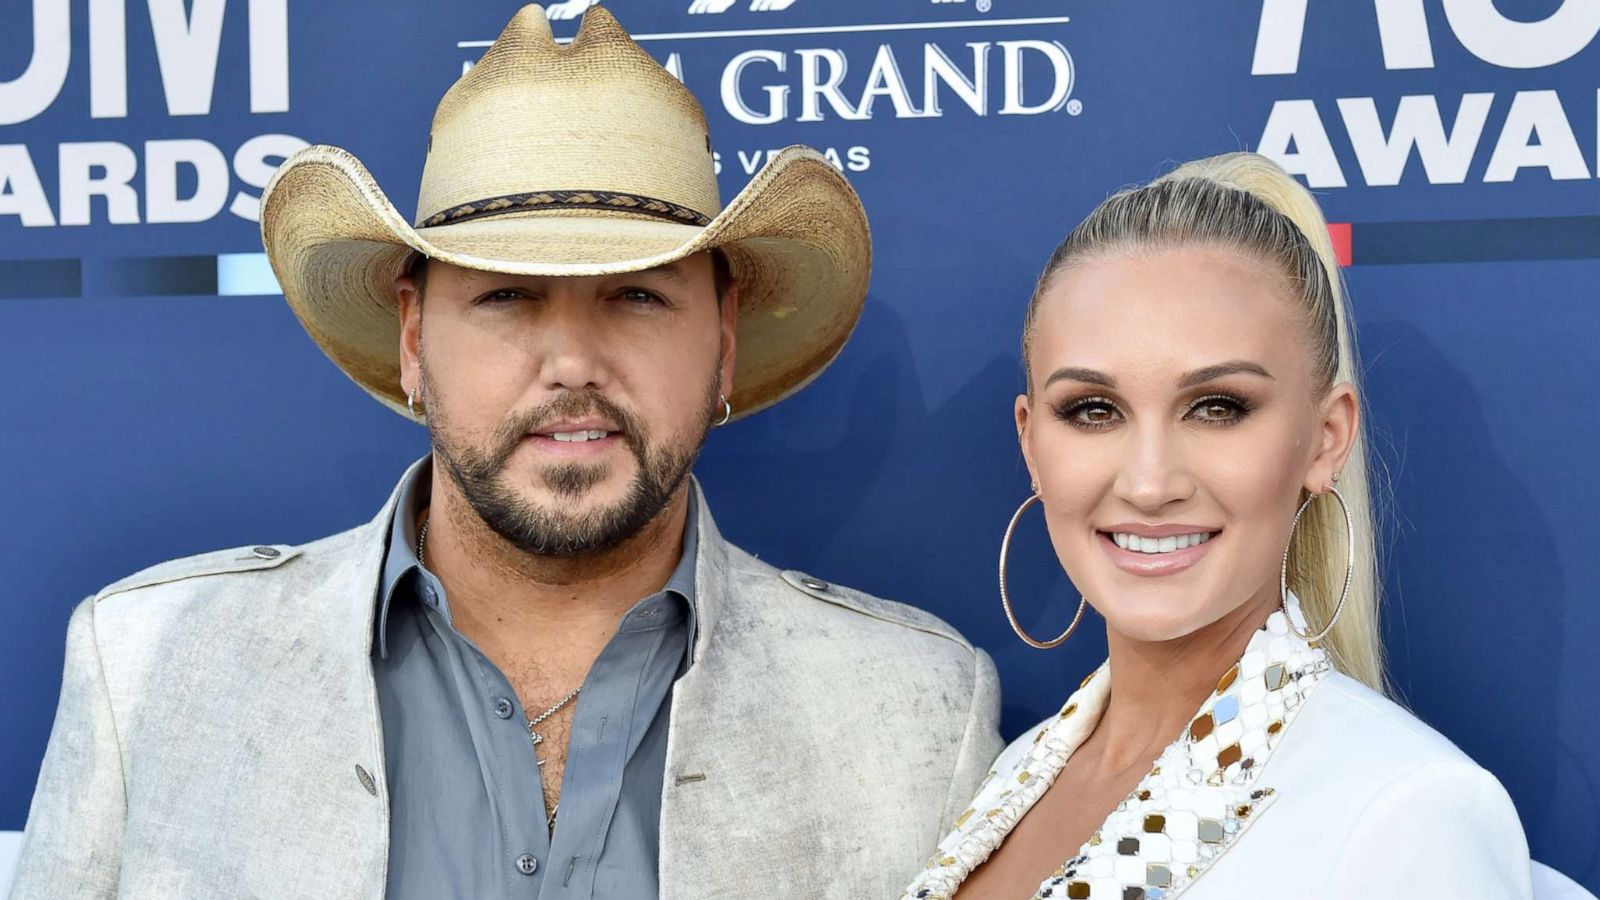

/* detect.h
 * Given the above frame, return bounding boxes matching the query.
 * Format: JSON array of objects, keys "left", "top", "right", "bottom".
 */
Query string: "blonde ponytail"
[{"left": 1022, "top": 152, "right": 1387, "bottom": 693}]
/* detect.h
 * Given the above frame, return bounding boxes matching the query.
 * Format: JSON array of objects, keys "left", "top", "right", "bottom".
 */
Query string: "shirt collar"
[{"left": 375, "top": 461, "right": 700, "bottom": 659}]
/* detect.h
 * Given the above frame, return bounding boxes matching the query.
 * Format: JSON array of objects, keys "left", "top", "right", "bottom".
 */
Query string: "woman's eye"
[
  {"left": 1055, "top": 398, "right": 1122, "bottom": 429},
  {"left": 1188, "top": 396, "right": 1248, "bottom": 424}
]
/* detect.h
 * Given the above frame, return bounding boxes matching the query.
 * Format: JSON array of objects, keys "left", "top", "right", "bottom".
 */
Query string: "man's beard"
[{"left": 424, "top": 368, "right": 720, "bottom": 559}]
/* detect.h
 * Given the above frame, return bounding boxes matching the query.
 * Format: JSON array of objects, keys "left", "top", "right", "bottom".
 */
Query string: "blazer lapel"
[
  {"left": 903, "top": 666, "right": 1112, "bottom": 900},
  {"left": 658, "top": 482, "right": 793, "bottom": 897},
  {"left": 905, "top": 602, "right": 1333, "bottom": 900},
  {"left": 662, "top": 481, "right": 894, "bottom": 897}
]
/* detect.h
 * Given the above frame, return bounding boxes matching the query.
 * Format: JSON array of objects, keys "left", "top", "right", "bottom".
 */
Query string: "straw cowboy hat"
[{"left": 259, "top": 4, "right": 870, "bottom": 421}]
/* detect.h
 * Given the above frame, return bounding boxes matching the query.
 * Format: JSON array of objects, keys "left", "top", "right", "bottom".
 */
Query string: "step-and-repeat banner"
[{"left": 3, "top": 0, "right": 1597, "bottom": 889}]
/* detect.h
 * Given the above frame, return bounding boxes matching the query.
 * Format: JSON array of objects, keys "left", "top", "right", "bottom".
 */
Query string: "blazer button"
[{"left": 515, "top": 854, "right": 539, "bottom": 876}]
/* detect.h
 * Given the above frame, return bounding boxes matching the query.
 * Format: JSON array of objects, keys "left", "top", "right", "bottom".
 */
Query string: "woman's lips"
[{"left": 1098, "top": 529, "right": 1218, "bottom": 576}]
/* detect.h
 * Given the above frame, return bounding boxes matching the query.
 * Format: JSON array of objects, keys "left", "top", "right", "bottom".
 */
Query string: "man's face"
[{"left": 396, "top": 252, "right": 736, "bottom": 557}]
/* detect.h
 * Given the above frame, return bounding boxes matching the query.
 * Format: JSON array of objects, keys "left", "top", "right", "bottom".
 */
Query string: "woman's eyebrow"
[
  {"left": 1177, "top": 361, "right": 1274, "bottom": 388},
  {"left": 1043, "top": 367, "right": 1116, "bottom": 389}
]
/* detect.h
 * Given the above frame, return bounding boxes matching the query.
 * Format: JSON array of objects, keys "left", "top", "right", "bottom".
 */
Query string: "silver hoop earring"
[
  {"left": 713, "top": 395, "right": 732, "bottom": 428},
  {"left": 407, "top": 389, "right": 423, "bottom": 420},
  {"left": 1280, "top": 485, "right": 1355, "bottom": 643},
  {"left": 998, "top": 493, "right": 1088, "bottom": 649}
]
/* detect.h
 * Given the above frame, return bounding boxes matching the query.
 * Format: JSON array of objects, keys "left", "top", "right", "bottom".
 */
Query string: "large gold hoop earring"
[
  {"left": 998, "top": 493, "right": 1088, "bottom": 649},
  {"left": 1280, "top": 485, "right": 1355, "bottom": 643}
]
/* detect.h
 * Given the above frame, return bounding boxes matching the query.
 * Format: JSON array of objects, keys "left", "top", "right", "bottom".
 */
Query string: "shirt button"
[
  {"left": 493, "top": 697, "right": 514, "bottom": 719},
  {"left": 515, "top": 854, "right": 539, "bottom": 876},
  {"left": 251, "top": 546, "right": 280, "bottom": 559}
]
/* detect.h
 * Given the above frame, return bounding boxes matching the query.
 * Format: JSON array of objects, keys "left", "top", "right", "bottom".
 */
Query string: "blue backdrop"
[{"left": 2, "top": 0, "right": 1597, "bottom": 890}]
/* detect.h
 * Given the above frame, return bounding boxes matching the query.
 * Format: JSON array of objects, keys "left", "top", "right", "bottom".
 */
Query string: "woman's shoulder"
[
  {"left": 1295, "top": 671, "right": 1479, "bottom": 772},
  {"left": 1267, "top": 670, "right": 1524, "bottom": 833},
  {"left": 1204, "top": 672, "right": 1534, "bottom": 898},
  {"left": 1249, "top": 673, "right": 1535, "bottom": 896}
]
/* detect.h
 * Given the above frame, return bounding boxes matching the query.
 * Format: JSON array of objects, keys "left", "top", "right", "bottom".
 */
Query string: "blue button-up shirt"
[{"left": 373, "top": 464, "right": 697, "bottom": 898}]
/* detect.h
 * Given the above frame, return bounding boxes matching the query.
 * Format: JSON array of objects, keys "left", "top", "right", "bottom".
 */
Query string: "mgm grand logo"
[{"left": 461, "top": 10, "right": 1079, "bottom": 125}]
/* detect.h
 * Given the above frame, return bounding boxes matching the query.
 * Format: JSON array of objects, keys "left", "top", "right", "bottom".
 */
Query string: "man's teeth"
[
  {"left": 1111, "top": 532, "right": 1214, "bottom": 553},
  {"left": 549, "top": 430, "right": 609, "bottom": 442}
]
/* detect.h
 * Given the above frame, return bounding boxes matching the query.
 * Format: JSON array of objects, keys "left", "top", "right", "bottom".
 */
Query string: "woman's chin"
[{"left": 1095, "top": 597, "right": 1223, "bottom": 644}]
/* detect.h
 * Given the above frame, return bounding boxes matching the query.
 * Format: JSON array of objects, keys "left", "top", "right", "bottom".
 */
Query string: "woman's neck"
[{"left": 1088, "top": 589, "right": 1280, "bottom": 773}]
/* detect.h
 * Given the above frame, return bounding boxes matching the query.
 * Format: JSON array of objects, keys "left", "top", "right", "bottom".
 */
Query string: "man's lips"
[
  {"left": 520, "top": 420, "right": 625, "bottom": 457},
  {"left": 529, "top": 417, "right": 619, "bottom": 437}
]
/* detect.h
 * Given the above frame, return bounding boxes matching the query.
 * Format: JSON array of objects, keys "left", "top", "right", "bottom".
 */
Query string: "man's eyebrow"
[
  {"left": 622, "top": 261, "right": 693, "bottom": 286},
  {"left": 1043, "top": 367, "right": 1116, "bottom": 389},
  {"left": 1177, "top": 361, "right": 1274, "bottom": 388}
]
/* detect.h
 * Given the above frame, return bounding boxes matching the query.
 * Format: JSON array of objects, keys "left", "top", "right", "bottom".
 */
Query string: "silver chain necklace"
[{"left": 417, "top": 518, "right": 579, "bottom": 829}]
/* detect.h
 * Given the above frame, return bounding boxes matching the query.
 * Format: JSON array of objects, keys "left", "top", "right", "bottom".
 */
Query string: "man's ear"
[
  {"left": 718, "top": 279, "right": 739, "bottom": 401},
  {"left": 396, "top": 273, "right": 423, "bottom": 399}
]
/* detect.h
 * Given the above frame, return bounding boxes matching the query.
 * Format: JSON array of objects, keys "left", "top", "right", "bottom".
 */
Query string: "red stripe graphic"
[{"left": 1328, "top": 223, "right": 1353, "bottom": 267}]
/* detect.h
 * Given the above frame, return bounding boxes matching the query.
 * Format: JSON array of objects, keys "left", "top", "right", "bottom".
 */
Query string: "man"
[{"left": 9, "top": 6, "right": 1001, "bottom": 899}]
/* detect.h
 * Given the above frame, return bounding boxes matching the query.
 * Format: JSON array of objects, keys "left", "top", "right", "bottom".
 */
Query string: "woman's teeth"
[
  {"left": 550, "top": 430, "right": 609, "bottom": 442},
  {"left": 1111, "top": 532, "right": 1214, "bottom": 554}
]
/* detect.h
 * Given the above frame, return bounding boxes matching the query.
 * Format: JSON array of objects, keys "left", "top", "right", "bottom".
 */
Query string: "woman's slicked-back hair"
[{"left": 1022, "top": 152, "right": 1386, "bottom": 693}]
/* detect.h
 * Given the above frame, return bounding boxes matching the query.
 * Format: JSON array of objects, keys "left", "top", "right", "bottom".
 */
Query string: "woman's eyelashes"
[
  {"left": 1185, "top": 393, "right": 1254, "bottom": 426},
  {"left": 1050, "top": 392, "right": 1256, "bottom": 431},
  {"left": 1053, "top": 395, "right": 1121, "bottom": 430}
]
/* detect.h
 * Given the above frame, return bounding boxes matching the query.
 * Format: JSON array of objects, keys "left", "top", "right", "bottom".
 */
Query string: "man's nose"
[{"left": 532, "top": 296, "right": 609, "bottom": 393}]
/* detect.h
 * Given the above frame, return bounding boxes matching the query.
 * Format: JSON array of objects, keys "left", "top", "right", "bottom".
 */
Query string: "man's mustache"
[{"left": 482, "top": 391, "right": 647, "bottom": 471}]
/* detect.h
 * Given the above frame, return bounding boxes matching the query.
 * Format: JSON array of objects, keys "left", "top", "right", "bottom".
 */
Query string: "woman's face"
[{"left": 1017, "top": 244, "right": 1356, "bottom": 643}]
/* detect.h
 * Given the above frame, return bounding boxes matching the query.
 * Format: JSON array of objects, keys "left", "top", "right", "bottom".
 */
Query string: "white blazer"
[{"left": 901, "top": 602, "right": 1533, "bottom": 900}]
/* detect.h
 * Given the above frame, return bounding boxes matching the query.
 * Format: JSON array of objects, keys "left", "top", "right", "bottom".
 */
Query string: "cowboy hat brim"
[{"left": 259, "top": 143, "right": 870, "bottom": 421}]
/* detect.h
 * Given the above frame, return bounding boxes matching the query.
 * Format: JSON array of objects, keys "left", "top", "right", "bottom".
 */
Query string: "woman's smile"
[{"left": 1097, "top": 524, "right": 1221, "bottom": 576}]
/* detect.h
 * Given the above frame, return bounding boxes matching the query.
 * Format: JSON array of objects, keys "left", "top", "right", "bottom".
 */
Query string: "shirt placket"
[
  {"left": 419, "top": 572, "right": 554, "bottom": 897},
  {"left": 539, "top": 607, "right": 674, "bottom": 898}
]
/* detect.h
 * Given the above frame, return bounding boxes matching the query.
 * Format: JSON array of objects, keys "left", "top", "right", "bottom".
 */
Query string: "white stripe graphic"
[
  {"left": 217, "top": 253, "right": 283, "bottom": 297},
  {"left": 457, "top": 15, "right": 1071, "bottom": 47}
]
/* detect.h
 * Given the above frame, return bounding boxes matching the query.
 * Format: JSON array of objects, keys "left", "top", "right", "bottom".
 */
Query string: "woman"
[{"left": 900, "top": 153, "right": 1532, "bottom": 899}]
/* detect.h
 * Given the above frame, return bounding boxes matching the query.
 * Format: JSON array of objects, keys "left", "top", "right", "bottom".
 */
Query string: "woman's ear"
[
  {"left": 1305, "top": 383, "right": 1359, "bottom": 493},
  {"left": 1016, "top": 392, "right": 1040, "bottom": 492}
]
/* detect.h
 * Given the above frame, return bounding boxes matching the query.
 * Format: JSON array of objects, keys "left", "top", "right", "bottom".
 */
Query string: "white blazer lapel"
[{"left": 904, "top": 603, "right": 1333, "bottom": 900}]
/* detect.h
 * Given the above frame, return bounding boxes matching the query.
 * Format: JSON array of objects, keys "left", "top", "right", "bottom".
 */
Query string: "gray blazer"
[{"left": 10, "top": 472, "right": 1002, "bottom": 899}]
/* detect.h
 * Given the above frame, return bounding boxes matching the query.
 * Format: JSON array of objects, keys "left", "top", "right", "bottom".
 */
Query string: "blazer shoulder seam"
[
  {"left": 94, "top": 544, "right": 304, "bottom": 602},
  {"left": 1318, "top": 675, "right": 1473, "bottom": 759},
  {"left": 771, "top": 568, "right": 975, "bottom": 650}
]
